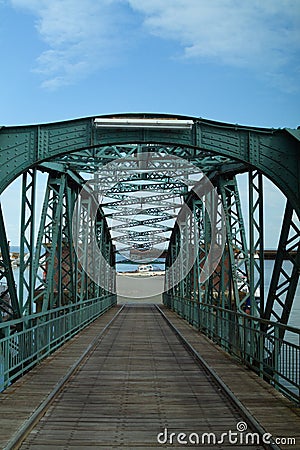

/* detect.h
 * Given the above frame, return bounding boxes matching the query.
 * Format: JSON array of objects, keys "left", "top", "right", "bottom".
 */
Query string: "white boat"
[{"left": 138, "top": 264, "right": 153, "bottom": 273}]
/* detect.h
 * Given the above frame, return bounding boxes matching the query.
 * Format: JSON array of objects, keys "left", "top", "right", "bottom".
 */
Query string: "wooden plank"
[
  {"left": 161, "top": 306, "right": 300, "bottom": 448},
  {"left": 20, "top": 305, "right": 265, "bottom": 448},
  {"left": 2, "top": 304, "right": 299, "bottom": 449},
  {"left": 0, "top": 307, "right": 121, "bottom": 449}
]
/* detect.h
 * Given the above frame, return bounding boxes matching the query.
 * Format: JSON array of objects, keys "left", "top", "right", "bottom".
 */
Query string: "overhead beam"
[
  {"left": 94, "top": 118, "right": 193, "bottom": 129},
  {"left": 0, "top": 115, "right": 299, "bottom": 217}
]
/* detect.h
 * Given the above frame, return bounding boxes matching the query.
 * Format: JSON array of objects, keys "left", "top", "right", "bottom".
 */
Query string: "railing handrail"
[
  {"left": 0, "top": 294, "right": 117, "bottom": 392},
  {"left": 164, "top": 293, "right": 299, "bottom": 404},
  {"left": 169, "top": 295, "right": 300, "bottom": 335},
  {"left": 0, "top": 294, "right": 113, "bottom": 330}
]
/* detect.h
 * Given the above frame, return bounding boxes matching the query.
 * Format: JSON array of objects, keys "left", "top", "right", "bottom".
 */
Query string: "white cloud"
[
  {"left": 9, "top": 0, "right": 300, "bottom": 90},
  {"left": 128, "top": 0, "right": 300, "bottom": 88},
  {"left": 10, "top": 0, "right": 130, "bottom": 89}
]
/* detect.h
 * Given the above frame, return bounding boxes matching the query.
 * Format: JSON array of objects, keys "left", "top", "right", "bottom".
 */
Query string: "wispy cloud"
[
  {"left": 10, "top": 0, "right": 131, "bottom": 89},
  {"left": 9, "top": 0, "right": 300, "bottom": 91},
  {"left": 128, "top": 0, "right": 300, "bottom": 90}
]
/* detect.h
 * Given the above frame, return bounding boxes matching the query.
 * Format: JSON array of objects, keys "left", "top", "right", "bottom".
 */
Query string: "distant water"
[
  {"left": 8, "top": 254, "right": 299, "bottom": 329},
  {"left": 9, "top": 246, "right": 20, "bottom": 253},
  {"left": 116, "top": 259, "right": 165, "bottom": 273},
  {"left": 263, "top": 260, "right": 299, "bottom": 330}
]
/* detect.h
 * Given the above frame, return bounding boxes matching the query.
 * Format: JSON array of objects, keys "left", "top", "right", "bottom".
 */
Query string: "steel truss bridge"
[{"left": 0, "top": 113, "right": 299, "bottom": 403}]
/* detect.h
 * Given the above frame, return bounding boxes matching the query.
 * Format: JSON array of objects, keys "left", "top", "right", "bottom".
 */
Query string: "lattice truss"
[{"left": 0, "top": 139, "right": 299, "bottom": 331}]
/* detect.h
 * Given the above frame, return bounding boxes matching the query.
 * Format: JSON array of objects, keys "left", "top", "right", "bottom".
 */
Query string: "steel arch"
[
  {"left": 0, "top": 113, "right": 299, "bottom": 216},
  {"left": 0, "top": 113, "right": 299, "bottom": 402}
]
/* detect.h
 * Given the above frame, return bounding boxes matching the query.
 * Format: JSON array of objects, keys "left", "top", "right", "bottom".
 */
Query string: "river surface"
[{"left": 10, "top": 259, "right": 299, "bottom": 329}]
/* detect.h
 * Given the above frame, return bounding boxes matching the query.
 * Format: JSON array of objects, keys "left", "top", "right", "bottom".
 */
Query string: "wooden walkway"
[{"left": 1, "top": 304, "right": 299, "bottom": 449}]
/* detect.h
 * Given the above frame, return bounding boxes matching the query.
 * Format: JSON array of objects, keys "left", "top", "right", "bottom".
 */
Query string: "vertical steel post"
[
  {"left": 19, "top": 169, "right": 37, "bottom": 315},
  {"left": 219, "top": 176, "right": 251, "bottom": 313},
  {"left": 0, "top": 203, "right": 20, "bottom": 319},
  {"left": 264, "top": 201, "right": 300, "bottom": 330},
  {"left": 31, "top": 174, "right": 66, "bottom": 312},
  {"left": 248, "top": 171, "right": 264, "bottom": 317}
]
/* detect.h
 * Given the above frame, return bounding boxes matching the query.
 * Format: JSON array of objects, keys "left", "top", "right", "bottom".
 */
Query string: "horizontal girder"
[
  {"left": 0, "top": 113, "right": 299, "bottom": 405},
  {"left": 1, "top": 113, "right": 299, "bottom": 216},
  {"left": 0, "top": 113, "right": 299, "bottom": 331}
]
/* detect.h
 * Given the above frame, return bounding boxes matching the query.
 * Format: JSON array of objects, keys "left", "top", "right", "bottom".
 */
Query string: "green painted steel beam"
[
  {"left": 264, "top": 200, "right": 300, "bottom": 327},
  {"left": 0, "top": 112, "right": 299, "bottom": 327},
  {"left": 19, "top": 169, "right": 37, "bottom": 315},
  {"left": 0, "top": 204, "right": 21, "bottom": 319},
  {"left": 1, "top": 114, "right": 299, "bottom": 217},
  {"left": 0, "top": 118, "right": 93, "bottom": 192},
  {"left": 248, "top": 171, "right": 264, "bottom": 316}
]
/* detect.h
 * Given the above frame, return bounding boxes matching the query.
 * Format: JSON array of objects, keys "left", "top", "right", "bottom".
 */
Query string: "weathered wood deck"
[{"left": 1, "top": 304, "right": 299, "bottom": 449}]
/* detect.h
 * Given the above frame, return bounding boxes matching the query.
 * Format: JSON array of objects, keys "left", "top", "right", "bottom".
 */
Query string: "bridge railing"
[
  {"left": 0, "top": 294, "right": 116, "bottom": 391},
  {"left": 164, "top": 294, "right": 300, "bottom": 404}
]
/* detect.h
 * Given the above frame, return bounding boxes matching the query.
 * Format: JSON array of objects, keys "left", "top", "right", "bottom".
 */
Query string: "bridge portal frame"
[
  {"left": 0, "top": 113, "right": 299, "bottom": 325},
  {"left": 0, "top": 113, "right": 299, "bottom": 402}
]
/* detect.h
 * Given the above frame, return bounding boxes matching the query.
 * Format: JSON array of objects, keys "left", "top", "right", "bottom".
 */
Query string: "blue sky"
[
  {"left": 0, "top": 0, "right": 300, "bottom": 246},
  {"left": 1, "top": 0, "right": 299, "bottom": 127}
]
